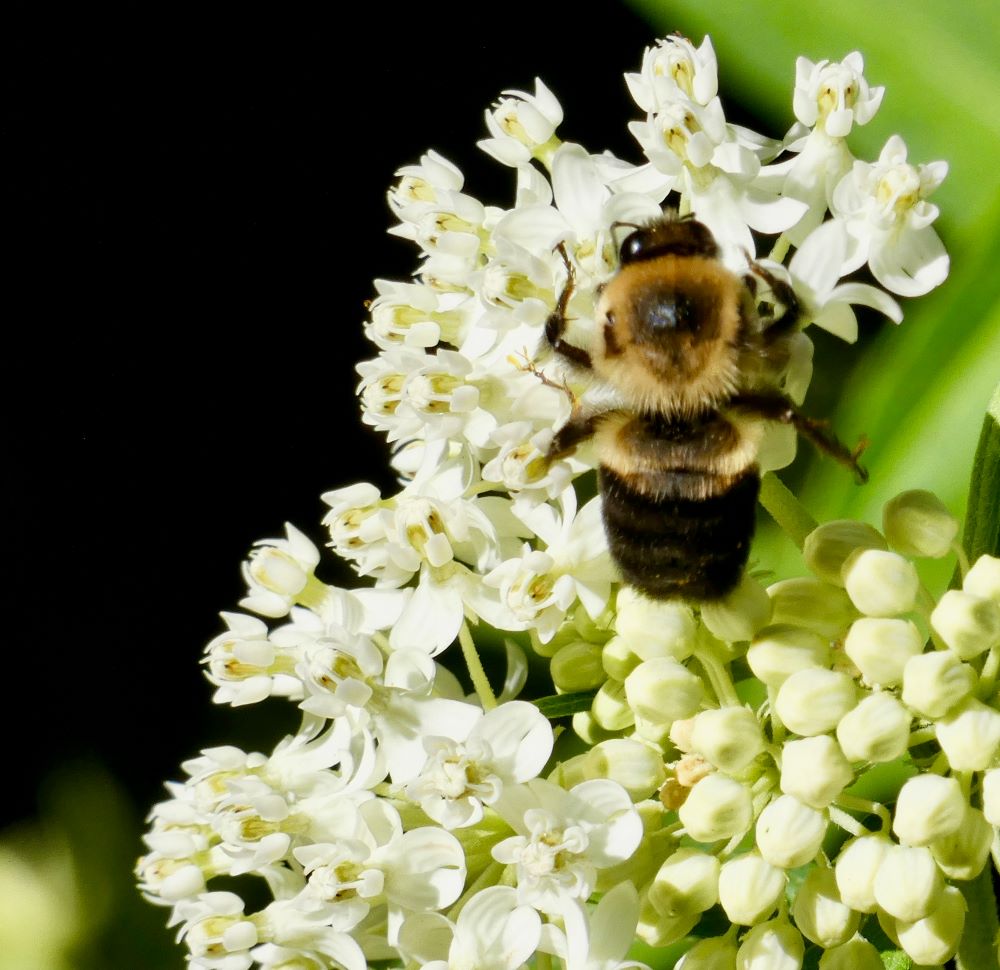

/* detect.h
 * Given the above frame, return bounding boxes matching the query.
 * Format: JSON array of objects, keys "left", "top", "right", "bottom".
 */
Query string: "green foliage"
[
  {"left": 534, "top": 689, "right": 599, "bottom": 717},
  {"left": 963, "top": 384, "right": 1000, "bottom": 561}
]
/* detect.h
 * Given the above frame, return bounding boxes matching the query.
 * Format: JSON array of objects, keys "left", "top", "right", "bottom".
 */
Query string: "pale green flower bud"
[
  {"left": 843, "top": 617, "right": 923, "bottom": 686},
  {"left": 774, "top": 668, "right": 857, "bottom": 736},
  {"left": 983, "top": 768, "right": 1000, "bottom": 825},
  {"left": 571, "top": 710, "right": 619, "bottom": 746},
  {"left": 803, "top": 519, "right": 887, "bottom": 586},
  {"left": 625, "top": 658, "right": 704, "bottom": 724},
  {"left": 636, "top": 898, "right": 699, "bottom": 948},
  {"left": 592, "top": 678, "right": 635, "bottom": 731},
  {"left": 735, "top": 919, "right": 804, "bottom": 970},
  {"left": 616, "top": 587, "right": 696, "bottom": 661},
  {"left": 894, "top": 884, "right": 966, "bottom": 966},
  {"left": 583, "top": 738, "right": 666, "bottom": 801},
  {"left": 930, "top": 805, "right": 993, "bottom": 880},
  {"left": 747, "top": 625, "right": 830, "bottom": 689},
  {"left": 700, "top": 573, "right": 772, "bottom": 643},
  {"left": 717, "top": 854, "right": 785, "bottom": 925},
  {"left": 936, "top": 698, "right": 1000, "bottom": 770},
  {"left": 690, "top": 707, "right": 764, "bottom": 773},
  {"left": 779, "top": 735, "right": 854, "bottom": 808},
  {"left": 676, "top": 935, "right": 738, "bottom": 970},
  {"left": 767, "top": 577, "right": 856, "bottom": 638},
  {"left": 602, "top": 635, "right": 639, "bottom": 682},
  {"left": 842, "top": 549, "right": 919, "bottom": 617},
  {"left": 882, "top": 489, "right": 958, "bottom": 558},
  {"left": 817, "top": 936, "right": 883, "bottom": 970},
  {"left": 678, "top": 774, "right": 752, "bottom": 843},
  {"left": 634, "top": 714, "right": 673, "bottom": 746},
  {"left": 755, "top": 794, "right": 826, "bottom": 868},
  {"left": 873, "top": 844, "right": 944, "bottom": 922},
  {"left": 836, "top": 692, "right": 911, "bottom": 763},
  {"left": 901, "top": 650, "right": 976, "bottom": 718},
  {"left": 891, "top": 774, "right": 965, "bottom": 845},
  {"left": 930, "top": 589, "right": 1000, "bottom": 660},
  {"left": 963, "top": 553, "right": 1000, "bottom": 600},
  {"left": 792, "top": 865, "right": 860, "bottom": 948},
  {"left": 648, "top": 847, "right": 720, "bottom": 917},
  {"left": 835, "top": 835, "right": 892, "bottom": 913},
  {"left": 551, "top": 641, "right": 605, "bottom": 692},
  {"left": 548, "top": 752, "right": 590, "bottom": 789}
]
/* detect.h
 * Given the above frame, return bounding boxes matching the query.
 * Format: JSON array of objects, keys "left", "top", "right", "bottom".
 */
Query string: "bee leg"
[
  {"left": 545, "top": 241, "right": 593, "bottom": 370},
  {"left": 547, "top": 408, "right": 599, "bottom": 461},
  {"left": 729, "top": 392, "right": 869, "bottom": 484},
  {"left": 745, "top": 262, "right": 801, "bottom": 341}
]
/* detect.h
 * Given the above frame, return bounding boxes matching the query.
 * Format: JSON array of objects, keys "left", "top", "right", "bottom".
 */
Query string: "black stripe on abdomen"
[{"left": 599, "top": 465, "right": 760, "bottom": 600}]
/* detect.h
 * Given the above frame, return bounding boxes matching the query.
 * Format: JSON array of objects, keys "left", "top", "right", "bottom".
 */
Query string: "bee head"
[
  {"left": 618, "top": 214, "right": 719, "bottom": 264},
  {"left": 594, "top": 218, "right": 745, "bottom": 412}
]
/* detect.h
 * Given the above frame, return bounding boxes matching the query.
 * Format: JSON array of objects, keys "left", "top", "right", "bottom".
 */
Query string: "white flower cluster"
[{"left": 137, "top": 36, "right": 974, "bottom": 970}]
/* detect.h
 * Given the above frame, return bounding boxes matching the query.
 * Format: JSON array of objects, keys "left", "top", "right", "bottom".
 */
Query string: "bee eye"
[{"left": 620, "top": 231, "right": 648, "bottom": 264}]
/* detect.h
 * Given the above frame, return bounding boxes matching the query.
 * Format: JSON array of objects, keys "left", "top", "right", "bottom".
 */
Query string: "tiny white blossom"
[
  {"left": 240, "top": 523, "right": 326, "bottom": 618},
  {"left": 832, "top": 134, "right": 949, "bottom": 296},
  {"left": 479, "top": 79, "right": 563, "bottom": 168},
  {"left": 492, "top": 778, "right": 642, "bottom": 913},
  {"left": 792, "top": 52, "right": 884, "bottom": 137},
  {"left": 404, "top": 700, "right": 554, "bottom": 828},
  {"left": 626, "top": 35, "right": 719, "bottom": 110}
]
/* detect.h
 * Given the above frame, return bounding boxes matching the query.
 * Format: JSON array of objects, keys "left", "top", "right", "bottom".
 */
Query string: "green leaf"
[
  {"left": 962, "top": 382, "right": 1000, "bottom": 561},
  {"left": 533, "top": 690, "right": 597, "bottom": 718},
  {"left": 956, "top": 866, "right": 1000, "bottom": 970}
]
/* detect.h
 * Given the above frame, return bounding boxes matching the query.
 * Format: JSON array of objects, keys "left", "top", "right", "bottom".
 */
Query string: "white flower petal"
[{"left": 870, "top": 227, "right": 949, "bottom": 297}]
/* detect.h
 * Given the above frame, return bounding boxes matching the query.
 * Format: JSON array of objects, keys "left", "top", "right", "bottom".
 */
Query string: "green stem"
[
  {"left": 459, "top": 620, "right": 497, "bottom": 711},
  {"left": 768, "top": 234, "right": 791, "bottom": 264},
  {"left": 978, "top": 645, "right": 1000, "bottom": 699},
  {"left": 951, "top": 540, "right": 971, "bottom": 579},
  {"left": 692, "top": 648, "right": 740, "bottom": 707},
  {"left": 833, "top": 793, "right": 891, "bottom": 835},
  {"left": 827, "top": 804, "right": 870, "bottom": 839},
  {"left": 758, "top": 472, "right": 817, "bottom": 549}
]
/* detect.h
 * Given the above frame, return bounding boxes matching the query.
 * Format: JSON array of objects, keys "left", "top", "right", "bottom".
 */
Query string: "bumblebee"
[{"left": 545, "top": 213, "right": 866, "bottom": 601}]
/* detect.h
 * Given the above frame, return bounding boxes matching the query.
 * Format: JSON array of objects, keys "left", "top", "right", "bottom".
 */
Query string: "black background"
[{"left": 4, "top": 1, "right": 682, "bottom": 830}]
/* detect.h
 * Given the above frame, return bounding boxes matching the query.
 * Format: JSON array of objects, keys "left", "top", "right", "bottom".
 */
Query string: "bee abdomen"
[{"left": 599, "top": 465, "right": 760, "bottom": 600}]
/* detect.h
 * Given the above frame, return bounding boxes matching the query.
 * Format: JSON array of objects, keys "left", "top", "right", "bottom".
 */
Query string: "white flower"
[
  {"left": 492, "top": 778, "right": 642, "bottom": 913},
  {"left": 240, "top": 523, "right": 325, "bottom": 618},
  {"left": 832, "top": 134, "right": 949, "bottom": 296},
  {"left": 293, "top": 799, "right": 466, "bottom": 934},
  {"left": 482, "top": 489, "right": 613, "bottom": 641},
  {"left": 775, "top": 220, "right": 902, "bottom": 343},
  {"left": 388, "top": 149, "right": 465, "bottom": 215},
  {"left": 365, "top": 278, "right": 469, "bottom": 350},
  {"left": 397, "top": 886, "right": 541, "bottom": 970},
  {"left": 404, "top": 700, "right": 553, "bottom": 828},
  {"left": 792, "top": 52, "right": 884, "bottom": 138},
  {"left": 627, "top": 35, "right": 719, "bottom": 110},
  {"left": 203, "top": 612, "right": 301, "bottom": 707},
  {"left": 174, "top": 892, "right": 258, "bottom": 970},
  {"left": 479, "top": 78, "right": 563, "bottom": 167},
  {"left": 541, "top": 882, "right": 646, "bottom": 970},
  {"left": 759, "top": 47, "right": 886, "bottom": 245}
]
